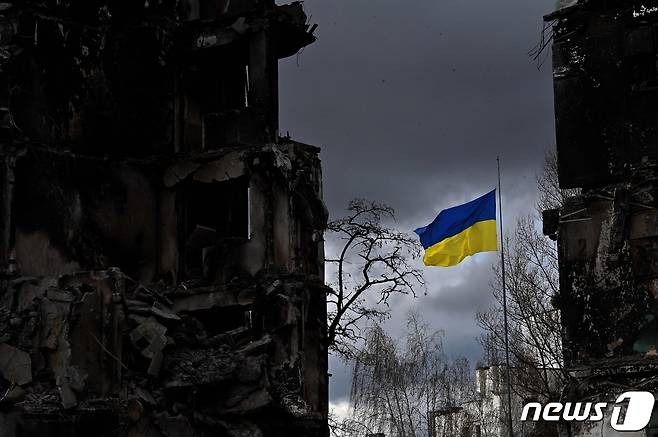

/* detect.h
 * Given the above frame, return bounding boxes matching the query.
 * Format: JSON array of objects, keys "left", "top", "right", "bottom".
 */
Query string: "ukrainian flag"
[{"left": 414, "top": 190, "right": 497, "bottom": 267}]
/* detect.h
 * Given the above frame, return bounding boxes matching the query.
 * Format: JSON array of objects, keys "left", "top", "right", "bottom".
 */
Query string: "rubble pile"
[{"left": 0, "top": 269, "right": 328, "bottom": 436}]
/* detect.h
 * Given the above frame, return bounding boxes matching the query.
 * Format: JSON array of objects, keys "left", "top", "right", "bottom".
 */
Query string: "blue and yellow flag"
[{"left": 414, "top": 190, "right": 497, "bottom": 267}]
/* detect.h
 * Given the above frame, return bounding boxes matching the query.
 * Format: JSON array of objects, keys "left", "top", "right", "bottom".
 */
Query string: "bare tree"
[
  {"left": 328, "top": 409, "right": 377, "bottom": 437},
  {"left": 343, "top": 313, "right": 474, "bottom": 437},
  {"left": 326, "top": 199, "right": 425, "bottom": 357},
  {"left": 475, "top": 151, "right": 577, "bottom": 435},
  {"left": 477, "top": 215, "right": 566, "bottom": 401}
]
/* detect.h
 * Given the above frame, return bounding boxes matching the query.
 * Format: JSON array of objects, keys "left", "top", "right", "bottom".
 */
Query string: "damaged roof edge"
[
  {"left": 544, "top": 0, "right": 585, "bottom": 20},
  {"left": 190, "top": 2, "right": 316, "bottom": 58}
]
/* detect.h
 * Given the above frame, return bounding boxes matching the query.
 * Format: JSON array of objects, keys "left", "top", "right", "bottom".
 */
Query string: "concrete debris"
[
  {"left": 223, "top": 387, "right": 272, "bottom": 413},
  {"left": 162, "top": 161, "right": 200, "bottom": 188},
  {"left": 130, "top": 317, "right": 167, "bottom": 377},
  {"left": 172, "top": 290, "right": 240, "bottom": 312},
  {"left": 0, "top": 384, "right": 25, "bottom": 406},
  {"left": 153, "top": 412, "right": 194, "bottom": 437},
  {"left": 56, "top": 374, "right": 78, "bottom": 409},
  {"left": 236, "top": 335, "right": 272, "bottom": 356},
  {"left": 192, "top": 154, "right": 245, "bottom": 183},
  {"left": 0, "top": 344, "right": 31, "bottom": 385},
  {"left": 135, "top": 387, "right": 157, "bottom": 406},
  {"left": 164, "top": 346, "right": 237, "bottom": 388},
  {"left": 150, "top": 302, "right": 181, "bottom": 322},
  {"left": 13, "top": 279, "right": 52, "bottom": 312},
  {"left": 0, "top": 269, "right": 327, "bottom": 432}
]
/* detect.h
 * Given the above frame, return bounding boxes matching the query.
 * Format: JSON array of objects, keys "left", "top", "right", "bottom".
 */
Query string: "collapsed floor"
[{"left": 0, "top": 268, "right": 328, "bottom": 436}]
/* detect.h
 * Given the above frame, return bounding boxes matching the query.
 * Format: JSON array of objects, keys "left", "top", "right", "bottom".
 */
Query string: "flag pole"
[{"left": 497, "top": 156, "right": 514, "bottom": 437}]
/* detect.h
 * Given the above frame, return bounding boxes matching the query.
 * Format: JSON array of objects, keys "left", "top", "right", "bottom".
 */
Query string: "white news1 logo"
[{"left": 521, "top": 391, "right": 656, "bottom": 431}]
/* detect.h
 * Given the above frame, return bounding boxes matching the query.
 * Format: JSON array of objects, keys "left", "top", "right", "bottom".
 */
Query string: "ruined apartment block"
[
  {"left": 544, "top": 0, "right": 658, "bottom": 435},
  {"left": 0, "top": 1, "right": 329, "bottom": 436}
]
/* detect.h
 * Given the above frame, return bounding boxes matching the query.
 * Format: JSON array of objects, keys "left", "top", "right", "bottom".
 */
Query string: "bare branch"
[{"left": 326, "top": 199, "right": 425, "bottom": 358}]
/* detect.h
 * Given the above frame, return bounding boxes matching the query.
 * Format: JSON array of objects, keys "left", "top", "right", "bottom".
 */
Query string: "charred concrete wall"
[
  {"left": 545, "top": 1, "right": 658, "bottom": 435},
  {"left": 0, "top": 1, "right": 328, "bottom": 436}
]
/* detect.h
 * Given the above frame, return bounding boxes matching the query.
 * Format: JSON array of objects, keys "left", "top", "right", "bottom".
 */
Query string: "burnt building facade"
[
  {"left": 0, "top": 1, "right": 328, "bottom": 436},
  {"left": 545, "top": 0, "right": 658, "bottom": 435}
]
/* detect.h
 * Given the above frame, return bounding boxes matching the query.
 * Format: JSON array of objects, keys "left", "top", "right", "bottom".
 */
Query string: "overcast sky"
[{"left": 277, "top": 0, "right": 558, "bottom": 408}]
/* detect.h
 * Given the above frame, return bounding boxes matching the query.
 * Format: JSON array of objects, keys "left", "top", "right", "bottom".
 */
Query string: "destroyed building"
[
  {"left": 544, "top": 0, "right": 658, "bottom": 435},
  {"left": 0, "top": 1, "right": 329, "bottom": 436}
]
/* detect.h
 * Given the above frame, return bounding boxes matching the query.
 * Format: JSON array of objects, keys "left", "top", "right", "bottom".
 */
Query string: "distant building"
[{"left": 432, "top": 365, "right": 560, "bottom": 437}]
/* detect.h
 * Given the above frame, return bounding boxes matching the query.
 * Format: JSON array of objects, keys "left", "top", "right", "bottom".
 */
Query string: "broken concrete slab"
[
  {"left": 172, "top": 291, "right": 239, "bottom": 312},
  {"left": 153, "top": 412, "right": 194, "bottom": 437},
  {"left": 192, "top": 154, "right": 245, "bottom": 183},
  {"left": 130, "top": 317, "right": 167, "bottom": 376},
  {"left": 150, "top": 302, "right": 180, "bottom": 322},
  {"left": 14, "top": 279, "right": 52, "bottom": 312},
  {"left": 207, "top": 326, "right": 250, "bottom": 346},
  {"left": 55, "top": 374, "right": 77, "bottom": 409},
  {"left": 163, "top": 161, "right": 200, "bottom": 188},
  {"left": 146, "top": 338, "right": 165, "bottom": 377},
  {"left": 0, "top": 384, "right": 25, "bottom": 406},
  {"left": 126, "top": 299, "right": 151, "bottom": 314},
  {"left": 222, "top": 387, "right": 272, "bottom": 413},
  {"left": 135, "top": 387, "right": 157, "bottom": 406},
  {"left": 235, "top": 335, "right": 271, "bottom": 356},
  {"left": 126, "top": 299, "right": 180, "bottom": 323},
  {"left": 130, "top": 318, "right": 167, "bottom": 354},
  {"left": 0, "top": 344, "right": 31, "bottom": 385}
]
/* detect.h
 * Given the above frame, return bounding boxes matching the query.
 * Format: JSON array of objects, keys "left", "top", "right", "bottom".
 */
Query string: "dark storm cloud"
[
  {"left": 279, "top": 0, "right": 556, "bottom": 213},
  {"left": 277, "top": 0, "right": 558, "bottom": 405}
]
